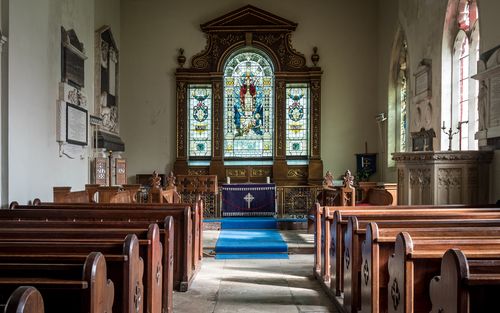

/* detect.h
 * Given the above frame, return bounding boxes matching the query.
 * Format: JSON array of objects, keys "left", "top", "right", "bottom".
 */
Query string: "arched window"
[
  {"left": 446, "top": 0, "right": 479, "bottom": 150},
  {"left": 388, "top": 31, "right": 409, "bottom": 167},
  {"left": 398, "top": 39, "right": 409, "bottom": 152},
  {"left": 223, "top": 49, "right": 274, "bottom": 159}
]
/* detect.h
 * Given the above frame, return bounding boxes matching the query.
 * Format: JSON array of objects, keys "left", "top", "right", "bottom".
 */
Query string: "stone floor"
[{"left": 174, "top": 230, "right": 337, "bottom": 313}]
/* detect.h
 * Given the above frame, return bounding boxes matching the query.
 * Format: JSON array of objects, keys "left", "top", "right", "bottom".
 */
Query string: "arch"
[
  {"left": 387, "top": 26, "right": 410, "bottom": 167},
  {"left": 217, "top": 41, "right": 281, "bottom": 73},
  {"left": 222, "top": 47, "right": 275, "bottom": 159},
  {"left": 442, "top": 0, "right": 480, "bottom": 151}
]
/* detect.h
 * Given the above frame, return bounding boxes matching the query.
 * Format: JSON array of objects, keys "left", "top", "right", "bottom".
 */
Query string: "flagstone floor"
[{"left": 173, "top": 230, "right": 338, "bottom": 313}]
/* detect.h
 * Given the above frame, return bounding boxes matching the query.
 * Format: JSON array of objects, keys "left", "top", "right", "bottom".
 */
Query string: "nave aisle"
[{"left": 173, "top": 255, "right": 338, "bottom": 313}]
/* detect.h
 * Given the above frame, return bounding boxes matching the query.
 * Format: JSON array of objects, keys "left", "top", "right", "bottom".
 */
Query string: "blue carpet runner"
[{"left": 215, "top": 217, "right": 289, "bottom": 260}]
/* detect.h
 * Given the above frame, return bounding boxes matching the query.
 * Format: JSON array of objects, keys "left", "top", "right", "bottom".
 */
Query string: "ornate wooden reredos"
[{"left": 174, "top": 5, "right": 323, "bottom": 185}]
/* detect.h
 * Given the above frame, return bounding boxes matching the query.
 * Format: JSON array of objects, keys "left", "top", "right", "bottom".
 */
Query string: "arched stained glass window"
[
  {"left": 223, "top": 50, "right": 274, "bottom": 158},
  {"left": 447, "top": 0, "right": 479, "bottom": 150},
  {"left": 398, "top": 40, "right": 409, "bottom": 152}
]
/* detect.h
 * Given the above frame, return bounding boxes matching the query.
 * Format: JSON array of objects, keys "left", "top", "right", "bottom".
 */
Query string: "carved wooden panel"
[
  {"left": 115, "top": 158, "right": 127, "bottom": 186},
  {"left": 176, "top": 82, "right": 187, "bottom": 159},
  {"left": 311, "top": 79, "right": 321, "bottom": 157},
  {"left": 174, "top": 5, "right": 323, "bottom": 184},
  {"left": 94, "top": 157, "right": 107, "bottom": 185}
]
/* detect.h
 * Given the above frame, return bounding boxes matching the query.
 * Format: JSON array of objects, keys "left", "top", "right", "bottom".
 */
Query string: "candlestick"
[
  {"left": 227, "top": 177, "right": 230, "bottom": 184},
  {"left": 266, "top": 177, "right": 270, "bottom": 184},
  {"left": 441, "top": 121, "right": 464, "bottom": 151}
]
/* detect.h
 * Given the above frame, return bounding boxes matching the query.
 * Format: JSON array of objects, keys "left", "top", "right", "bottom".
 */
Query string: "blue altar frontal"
[{"left": 221, "top": 183, "right": 276, "bottom": 217}]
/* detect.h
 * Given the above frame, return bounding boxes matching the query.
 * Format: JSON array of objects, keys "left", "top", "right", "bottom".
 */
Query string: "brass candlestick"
[{"left": 441, "top": 121, "right": 468, "bottom": 151}]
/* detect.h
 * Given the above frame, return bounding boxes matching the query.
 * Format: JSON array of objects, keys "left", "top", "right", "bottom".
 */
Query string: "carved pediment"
[{"left": 200, "top": 5, "right": 297, "bottom": 32}]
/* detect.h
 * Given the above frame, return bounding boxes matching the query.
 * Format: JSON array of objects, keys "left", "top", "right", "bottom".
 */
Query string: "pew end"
[{"left": 4, "top": 286, "right": 44, "bottom": 313}]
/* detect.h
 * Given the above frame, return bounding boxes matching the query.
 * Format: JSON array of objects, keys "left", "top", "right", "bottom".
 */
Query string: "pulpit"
[{"left": 393, "top": 151, "right": 493, "bottom": 205}]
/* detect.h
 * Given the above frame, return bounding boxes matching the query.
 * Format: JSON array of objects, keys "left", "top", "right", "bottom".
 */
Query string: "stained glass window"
[
  {"left": 286, "top": 84, "right": 309, "bottom": 156},
  {"left": 188, "top": 84, "right": 212, "bottom": 157},
  {"left": 223, "top": 50, "right": 274, "bottom": 158},
  {"left": 447, "top": 0, "right": 479, "bottom": 151},
  {"left": 399, "top": 40, "right": 408, "bottom": 152}
]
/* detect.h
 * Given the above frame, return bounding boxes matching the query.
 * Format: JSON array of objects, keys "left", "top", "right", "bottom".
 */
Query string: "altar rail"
[{"left": 176, "top": 185, "right": 321, "bottom": 219}]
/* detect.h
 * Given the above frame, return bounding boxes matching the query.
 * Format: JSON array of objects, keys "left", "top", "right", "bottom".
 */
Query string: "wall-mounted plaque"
[
  {"left": 61, "top": 27, "right": 87, "bottom": 88},
  {"left": 115, "top": 158, "right": 127, "bottom": 185},
  {"left": 66, "top": 103, "right": 88, "bottom": 146},
  {"left": 414, "top": 59, "right": 432, "bottom": 103},
  {"left": 95, "top": 26, "right": 120, "bottom": 135}
]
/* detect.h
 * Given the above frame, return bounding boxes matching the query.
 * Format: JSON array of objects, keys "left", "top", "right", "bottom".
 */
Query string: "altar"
[{"left": 221, "top": 183, "right": 276, "bottom": 217}]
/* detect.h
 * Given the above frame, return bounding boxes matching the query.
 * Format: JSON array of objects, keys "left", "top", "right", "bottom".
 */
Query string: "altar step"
[
  {"left": 221, "top": 217, "right": 277, "bottom": 229},
  {"left": 215, "top": 218, "right": 289, "bottom": 259}
]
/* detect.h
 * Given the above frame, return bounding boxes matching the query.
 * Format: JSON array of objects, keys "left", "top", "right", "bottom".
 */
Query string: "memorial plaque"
[
  {"left": 414, "top": 59, "right": 432, "bottom": 102},
  {"left": 66, "top": 103, "right": 88, "bottom": 146},
  {"left": 61, "top": 27, "right": 86, "bottom": 88}
]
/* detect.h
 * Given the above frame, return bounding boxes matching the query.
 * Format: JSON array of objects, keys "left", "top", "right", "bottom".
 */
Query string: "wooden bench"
[
  {"left": 317, "top": 205, "right": 497, "bottom": 296},
  {"left": 359, "top": 220, "right": 500, "bottom": 313},
  {"left": 0, "top": 223, "right": 166, "bottom": 313},
  {"left": 0, "top": 252, "right": 113, "bottom": 313},
  {"left": 7, "top": 204, "right": 194, "bottom": 292},
  {"left": 0, "top": 235, "right": 142, "bottom": 313},
  {"left": 2, "top": 286, "right": 44, "bottom": 313},
  {"left": 0, "top": 218, "right": 173, "bottom": 313},
  {"left": 429, "top": 248, "right": 500, "bottom": 313},
  {"left": 332, "top": 208, "right": 500, "bottom": 311},
  {"left": 388, "top": 233, "right": 500, "bottom": 313},
  {"left": 51, "top": 185, "right": 141, "bottom": 204},
  {"left": 30, "top": 199, "right": 203, "bottom": 280}
]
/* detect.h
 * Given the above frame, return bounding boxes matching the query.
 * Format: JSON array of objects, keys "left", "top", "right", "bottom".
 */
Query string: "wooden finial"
[
  {"left": 343, "top": 170, "right": 354, "bottom": 188},
  {"left": 150, "top": 171, "right": 162, "bottom": 189},
  {"left": 311, "top": 47, "right": 319, "bottom": 67},
  {"left": 167, "top": 171, "right": 176, "bottom": 187},
  {"left": 177, "top": 48, "right": 186, "bottom": 68}
]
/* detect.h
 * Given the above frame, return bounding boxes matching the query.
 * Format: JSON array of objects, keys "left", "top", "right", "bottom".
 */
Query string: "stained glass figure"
[
  {"left": 399, "top": 40, "right": 408, "bottom": 152},
  {"left": 286, "top": 84, "right": 309, "bottom": 156},
  {"left": 188, "top": 84, "right": 212, "bottom": 157},
  {"left": 223, "top": 50, "right": 274, "bottom": 158}
]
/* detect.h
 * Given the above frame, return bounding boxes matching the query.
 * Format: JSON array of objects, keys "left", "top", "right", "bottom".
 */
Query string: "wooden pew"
[
  {"left": 387, "top": 233, "right": 500, "bottom": 313},
  {"left": 360, "top": 220, "right": 500, "bottom": 313},
  {"left": 0, "top": 235, "right": 142, "bottom": 313},
  {"left": 429, "top": 248, "right": 500, "bottom": 313},
  {"left": 52, "top": 185, "right": 141, "bottom": 204},
  {"left": 0, "top": 252, "right": 114, "bottom": 313},
  {"left": 0, "top": 224, "right": 165, "bottom": 313},
  {"left": 30, "top": 199, "right": 203, "bottom": 280},
  {"left": 52, "top": 187, "right": 91, "bottom": 203},
  {"left": 2, "top": 286, "right": 44, "bottom": 313},
  {"left": 332, "top": 208, "right": 500, "bottom": 310},
  {"left": 7, "top": 204, "right": 194, "bottom": 292},
  {"left": 0, "top": 218, "right": 173, "bottom": 313},
  {"left": 317, "top": 205, "right": 497, "bottom": 296}
]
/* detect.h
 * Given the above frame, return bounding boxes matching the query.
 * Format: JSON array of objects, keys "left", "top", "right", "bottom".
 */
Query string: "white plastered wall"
[{"left": 6, "top": 0, "right": 120, "bottom": 204}]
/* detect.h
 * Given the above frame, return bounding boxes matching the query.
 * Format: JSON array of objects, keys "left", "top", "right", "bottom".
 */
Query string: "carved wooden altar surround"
[{"left": 174, "top": 5, "right": 323, "bottom": 185}]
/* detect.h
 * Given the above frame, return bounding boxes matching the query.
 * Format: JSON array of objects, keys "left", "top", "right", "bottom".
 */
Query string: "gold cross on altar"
[{"left": 244, "top": 193, "right": 254, "bottom": 208}]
